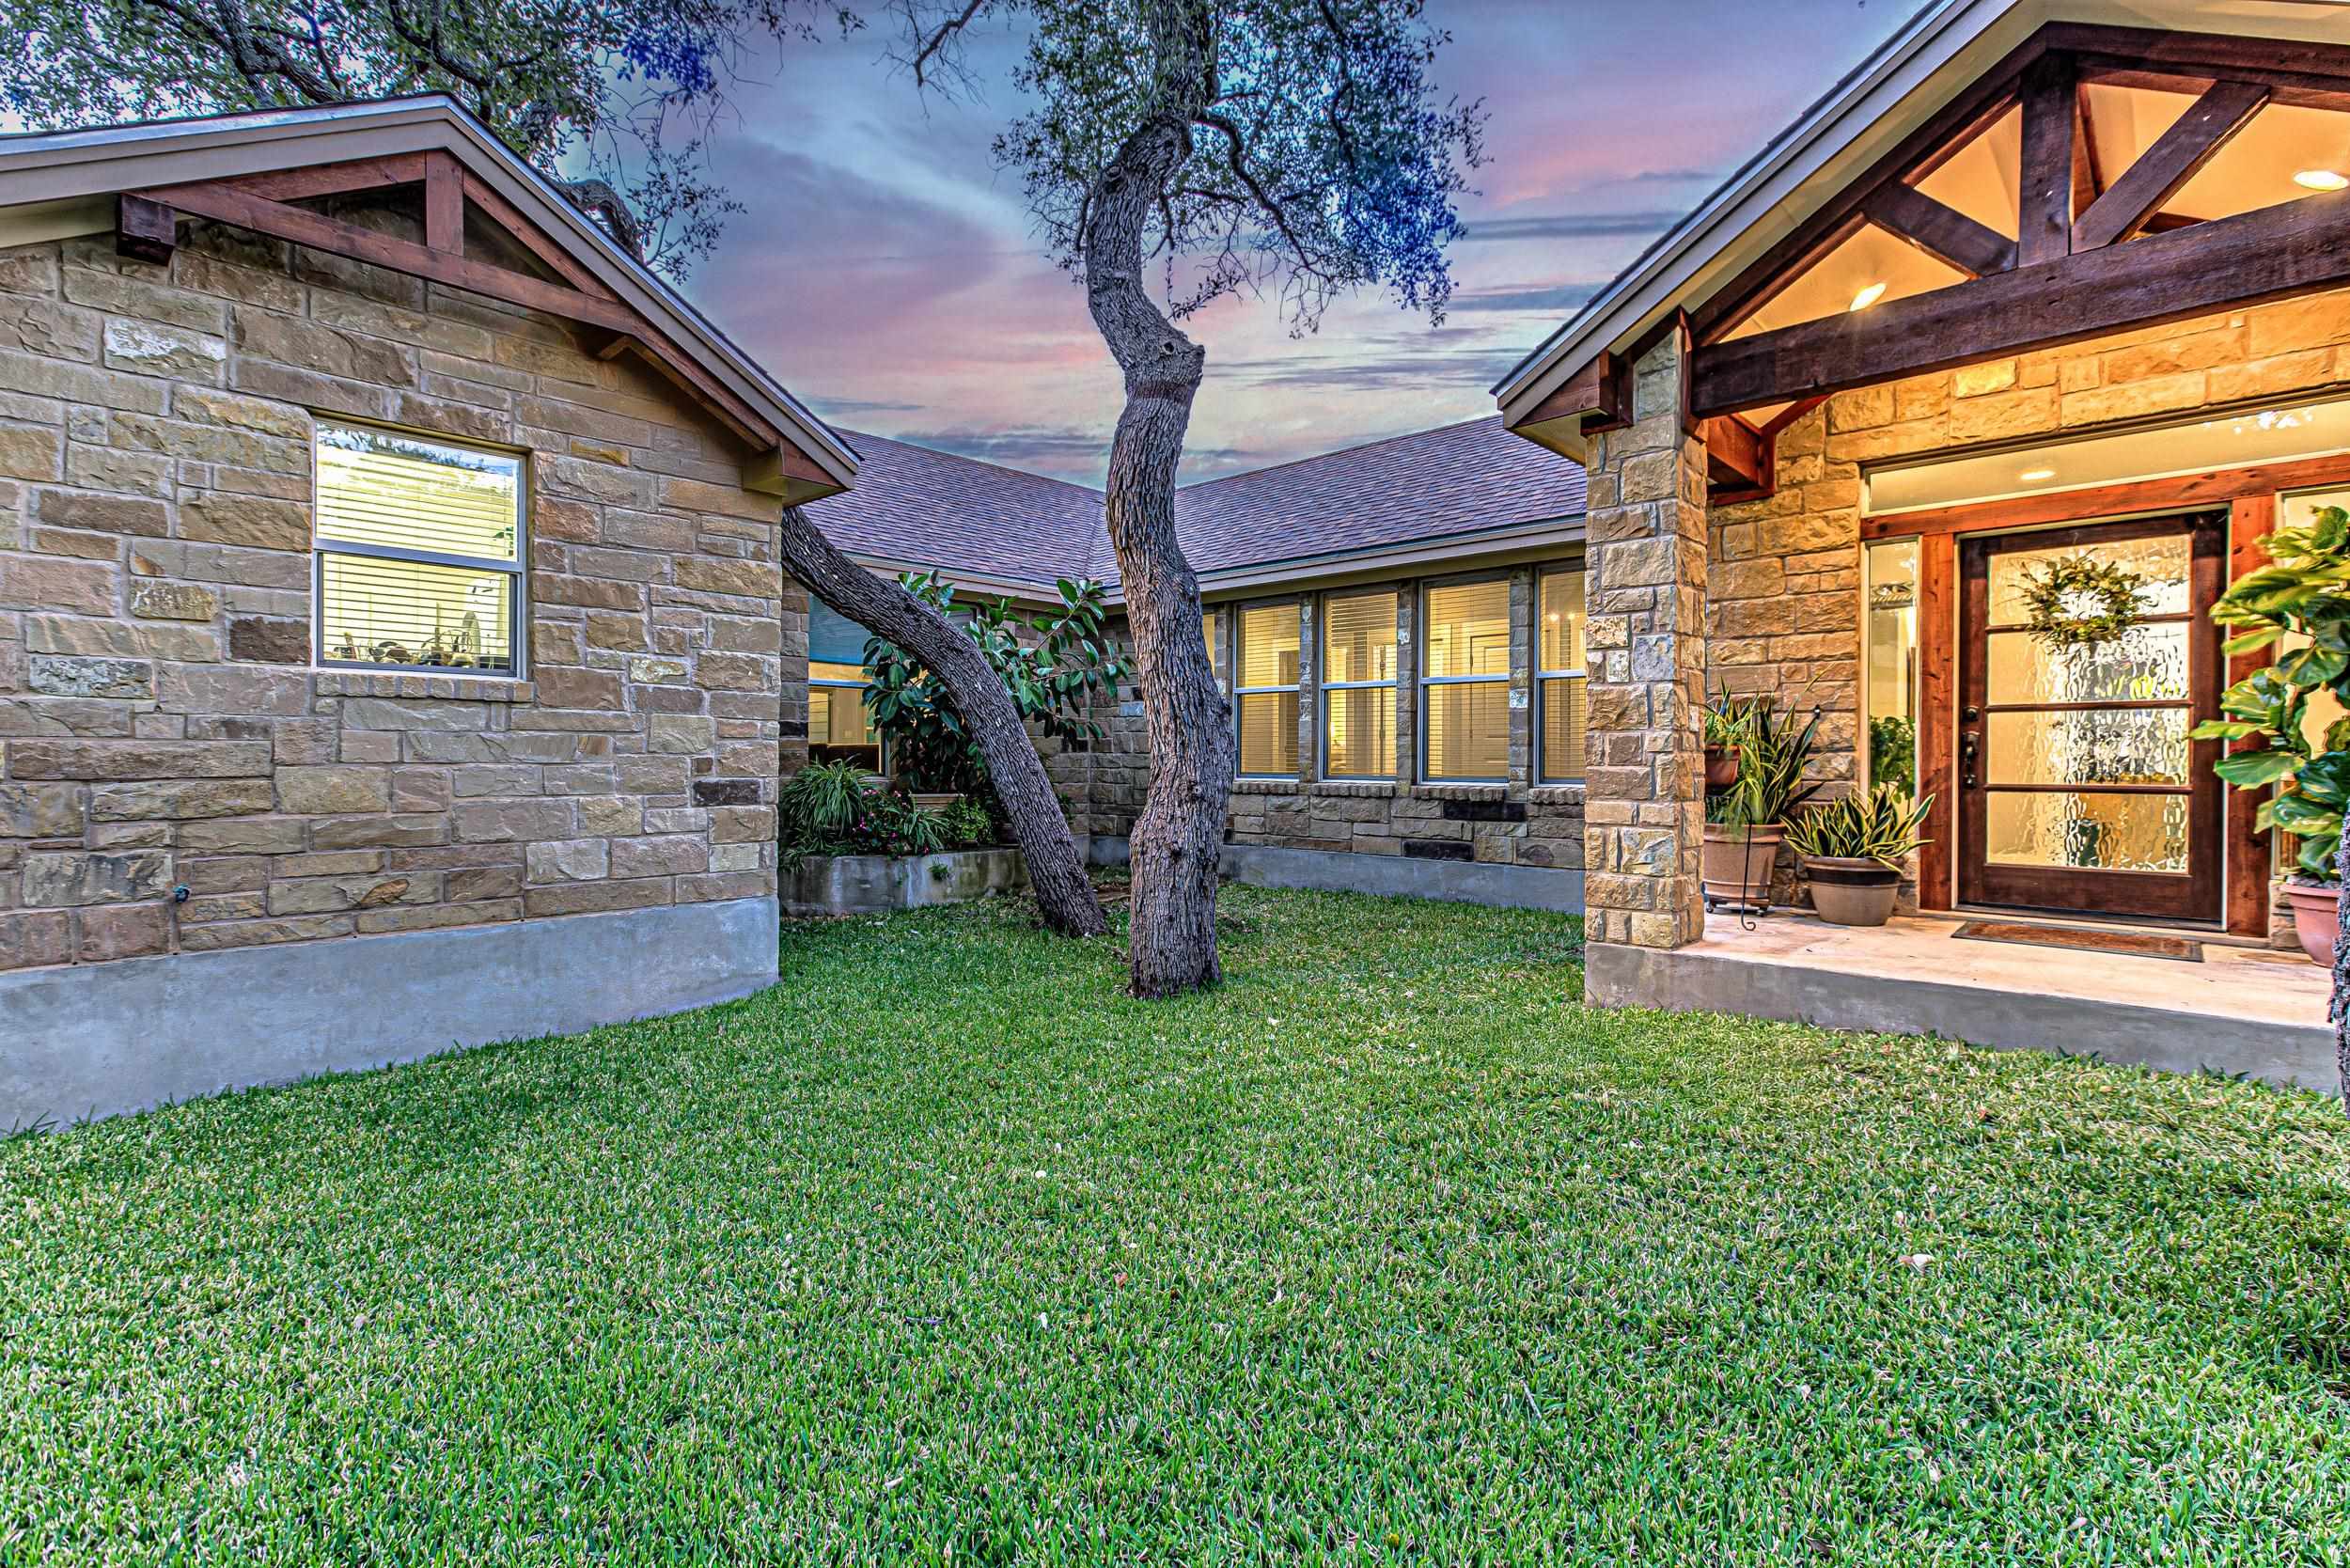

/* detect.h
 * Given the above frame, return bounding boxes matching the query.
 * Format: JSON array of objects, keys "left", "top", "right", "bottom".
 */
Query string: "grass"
[{"left": 4, "top": 886, "right": 2349, "bottom": 1564}]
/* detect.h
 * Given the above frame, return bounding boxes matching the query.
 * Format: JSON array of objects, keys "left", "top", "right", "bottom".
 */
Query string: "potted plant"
[
  {"left": 1701, "top": 695, "right": 1825, "bottom": 911},
  {"left": 2190, "top": 503, "right": 2350, "bottom": 966},
  {"left": 1702, "top": 693, "right": 1744, "bottom": 789},
  {"left": 1785, "top": 784, "right": 1935, "bottom": 926}
]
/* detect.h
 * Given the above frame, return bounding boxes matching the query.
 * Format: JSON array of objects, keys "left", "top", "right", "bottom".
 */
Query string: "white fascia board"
[
  {"left": 1492, "top": 0, "right": 2036, "bottom": 425},
  {"left": 0, "top": 97, "right": 856, "bottom": 489}
]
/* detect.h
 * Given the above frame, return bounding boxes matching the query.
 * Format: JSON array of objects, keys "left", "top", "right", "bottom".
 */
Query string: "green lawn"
[{"left": 5, "top": 887, "right": 2348, "bottom": 1564}]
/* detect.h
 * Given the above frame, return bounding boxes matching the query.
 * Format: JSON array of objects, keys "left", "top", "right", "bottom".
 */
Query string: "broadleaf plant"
[{"left": 2190, "top": 504, "right": 2350, "bottom": 882}]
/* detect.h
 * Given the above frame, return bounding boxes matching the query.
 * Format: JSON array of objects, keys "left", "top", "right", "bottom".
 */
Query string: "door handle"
[{"left": 1961, "top": 730, "right": 1980, "bottom": 788}]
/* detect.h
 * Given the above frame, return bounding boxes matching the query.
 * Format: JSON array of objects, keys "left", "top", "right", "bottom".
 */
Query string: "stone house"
[
  {"left": 1492, "top": 0, "right": 2350, "bottom": 1090},
  {"left": 807, "top": 418, "right": 1590, "bottom": 912},
  {"left": 0, "top": 99, "right": 854, "bottom": 1125}
]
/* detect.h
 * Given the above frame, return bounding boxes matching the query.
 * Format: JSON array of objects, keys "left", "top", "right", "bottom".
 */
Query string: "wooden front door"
[{"left": 1956, "top": 514, "right": 2226, "bottom": 923}]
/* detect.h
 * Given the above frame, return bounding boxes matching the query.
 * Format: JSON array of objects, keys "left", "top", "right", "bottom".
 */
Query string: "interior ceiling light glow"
[
  {"left": 1849, "top": 281, "right": 1888, "bottom": 311},
  {"left": 2019, "top": 468, "right": 2057, "bottom": 482},
  {"left": 2294, "top": 169, "right": 2350, "bottom": 192}
]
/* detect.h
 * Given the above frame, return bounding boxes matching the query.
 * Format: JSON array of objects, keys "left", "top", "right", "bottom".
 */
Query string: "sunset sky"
[{"left": 686, "top": 1, "right": 1918, "bottom": 484}]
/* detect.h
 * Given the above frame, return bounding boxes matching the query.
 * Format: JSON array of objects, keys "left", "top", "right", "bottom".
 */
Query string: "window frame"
[
  {"left": 1233, "top": 598, "right": 1304, "bottom": 779},
  {"left": 1318, "top": 588, "right": 1400, "bottom": 781},
  {"left": 1534, "top": 565, "right": 1589, "bottom": 785},
  {"left": 311, "top": 417, "right": 528, "bottom": 679},
  {"left": 807, "top": 658, "right": 885, "bottom": 775},
  {"left": 1417, "top": 574, "right": 1513, "bottom": 784}
]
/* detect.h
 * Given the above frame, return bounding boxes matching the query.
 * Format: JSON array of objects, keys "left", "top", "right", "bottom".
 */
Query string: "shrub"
[{"left": 779, "top": 762, "right": 948, "bottom": 863}]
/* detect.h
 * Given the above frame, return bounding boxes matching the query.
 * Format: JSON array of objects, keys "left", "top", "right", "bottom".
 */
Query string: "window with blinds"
[
  {"left": 1538, "top": 570, "right": 1588, "bottom": 782},
  {"left": 1235, "top": 603, "right": 1301, "bottom": 776},
  {"left": 315, "top": 422, "right": 523, "bottom": 675},
  {"left": 1322, "top": 590, "right": 1397, "bottom": 777},
  {"left": 1420, "top": 579, "right": 1512, "bottom": 781}
]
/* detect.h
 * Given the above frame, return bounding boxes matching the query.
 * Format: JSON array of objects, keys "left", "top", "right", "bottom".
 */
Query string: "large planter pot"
[
  {"left": 909, "top": 792, "right": 964, "bottom": 813},
  {"left": 1802, "top": 855, "right": 1902, "bottom": 928},
  {"left": 1701, "top": 823, "right": 1783, "bottom": 911},
  {"left": 2281, "top": 879, "right": 2340, "bottom": 966},
  {"left": 1703, "top": 745, "right": 1742, "bottom": 790}
]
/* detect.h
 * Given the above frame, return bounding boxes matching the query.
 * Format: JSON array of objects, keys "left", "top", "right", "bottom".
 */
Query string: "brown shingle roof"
[{"left": 807, "top": 416, "right": 1585, "bottom": 593}]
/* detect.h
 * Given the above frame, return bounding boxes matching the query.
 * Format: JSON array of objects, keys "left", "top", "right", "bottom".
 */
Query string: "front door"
[{"left": 1956, "top": 513, "right": 2225, "bottom": 923}]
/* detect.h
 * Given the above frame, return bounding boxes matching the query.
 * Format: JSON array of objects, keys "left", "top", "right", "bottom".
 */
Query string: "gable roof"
[
  {"left": 1490, "top": 0, "right": 2350, "bottom": 454},
  {"left": 0, "top": 96, "right": 855, "bottom": 494},
  {"left": 807, "top": 416, "right": 1587, "bottom": 599}
]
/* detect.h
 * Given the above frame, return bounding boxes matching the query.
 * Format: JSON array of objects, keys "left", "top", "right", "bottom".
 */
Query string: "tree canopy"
[{"left": 3, "top": 0, "right": 855, "bottom": 276}]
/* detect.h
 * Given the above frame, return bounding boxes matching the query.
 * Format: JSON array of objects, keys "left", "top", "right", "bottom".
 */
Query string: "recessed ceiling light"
[
  {"left": 1849, "top": 282, "right": 1888, "bottom": 311},
  {"left": 2295, "top": 169, "right": 2349, "bottom": 192},
  {"left": 2019, "top": 468, "right": 2057, "bottom": 483}
]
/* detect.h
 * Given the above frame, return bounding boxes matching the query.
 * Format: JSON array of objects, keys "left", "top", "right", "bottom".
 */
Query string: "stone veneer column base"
[{"left": 0, "top": 898, "right": 778, "bottom": 1130}]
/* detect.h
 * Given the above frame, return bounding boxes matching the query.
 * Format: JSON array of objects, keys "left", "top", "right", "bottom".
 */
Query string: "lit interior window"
[
  {"left": 808, "top": 603, "right": 883, "bottom": 771},
  {"left": 315, "top": 423, "right": 521, "bottom": 674},
  {"left": 1537, "top": 571, "right": 1587, "bottom": 783},
  {"left": 1322, "top": 590, "right": 1398, "bottom": 777},
  {"left": 1236, "top": 604, "right": 1302, "bottom": 776},
  {"left": 1864, "top": 540, "right": 1919, "bottom": 798},
  {"left": 1421, "top": 580, "right": 1512, "bottom": 781}
]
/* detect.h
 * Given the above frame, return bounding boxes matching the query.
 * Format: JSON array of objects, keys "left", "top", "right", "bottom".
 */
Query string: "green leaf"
[{"left": 2213, "top": 749, "right": 2302, "bottom": 787}]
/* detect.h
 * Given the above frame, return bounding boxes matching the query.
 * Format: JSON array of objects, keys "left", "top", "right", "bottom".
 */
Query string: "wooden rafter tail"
[
  {"left": 115, "top": 193, "right": 176, "bottom": 264},
  {"left": 1700, "top": 415, "right": 1769, "bottom": 498}
]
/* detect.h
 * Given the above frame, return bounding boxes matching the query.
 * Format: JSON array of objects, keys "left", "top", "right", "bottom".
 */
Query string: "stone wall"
[
  {"left": 1057, "top": 572, "right": 1585, "bottom": 878},
  {"left": 1710, "top": 282, "right": 2350, "bottom": 935},
  {"left": 0, "top": 216, "right": 785, "bottom": 974}
]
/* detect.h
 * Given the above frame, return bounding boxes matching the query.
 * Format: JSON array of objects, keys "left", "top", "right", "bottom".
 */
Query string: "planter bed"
[{"left": 781, "top": 846, "right": 1027, "bottom": 917}]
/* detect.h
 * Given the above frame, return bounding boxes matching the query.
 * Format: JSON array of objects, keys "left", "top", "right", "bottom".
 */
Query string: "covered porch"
[{"left": 1590, "top": 908, "right": 2334, "bottom": 1093}]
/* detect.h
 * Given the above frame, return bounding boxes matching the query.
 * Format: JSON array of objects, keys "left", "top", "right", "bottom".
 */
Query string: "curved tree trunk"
[
  {"left": 1083, "top": 109, "right": 1234, "bottom": 997},
  {"left": 776, "top": 505, "right": 1108, "bottom": 939}
]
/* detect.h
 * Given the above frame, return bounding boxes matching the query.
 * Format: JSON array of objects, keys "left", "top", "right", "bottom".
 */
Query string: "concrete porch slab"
[{"left": 1587, "top": 912, "right": 2337, "bottom": 1095}]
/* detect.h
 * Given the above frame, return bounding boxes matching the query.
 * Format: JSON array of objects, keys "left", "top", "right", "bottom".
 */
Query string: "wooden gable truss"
[{"left": 116, "top": 151, "right": 838, "bottom": 502}]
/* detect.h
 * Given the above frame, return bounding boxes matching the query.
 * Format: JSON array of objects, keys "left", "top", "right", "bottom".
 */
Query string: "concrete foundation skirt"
[{"left": 782, "top": 848, "right": 1027, "bottom": 917}]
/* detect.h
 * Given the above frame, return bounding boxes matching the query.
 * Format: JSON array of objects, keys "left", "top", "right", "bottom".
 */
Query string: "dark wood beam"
[
  {"left": 423, "top": 150, "right": 464, "bottom": 255},
  {"left": 2049, "top": 23, "right": 2350, "bottom": 113},
  {"left": 2072, "top": 79, "right": 2268, "bottom": 250},
  {"left": 1860, "top": 181, "right": 2017, "bottom": 277},
  {"left": 115, "top": 193, "right": 176, "bottom": 264},
  {"left": 219, "top": 153, "right": 428, "bottom": 204},
  {"left": 2071, "top": 81, "right": 2103, "bottom": 216},
  {"left": 460, "top": 173, "right": 619, "bottom": 301},
  {"left": 2016, "top": 53, "right": 2078, "bottom": 266},
  {"left": 1690, "top": 184, "right": 2350, "bottom": 416},
  {"left": 1701, "top": 415, "right": 1767, "bottom": 496}
]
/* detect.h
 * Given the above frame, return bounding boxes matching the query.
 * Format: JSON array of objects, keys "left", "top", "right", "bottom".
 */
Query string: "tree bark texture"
[
  {"left": 775, "top": 505, "right": 1109, "bottom": 939},
  {"left": 1084, "top": 103, "right": 1235, "bottom": 997}
]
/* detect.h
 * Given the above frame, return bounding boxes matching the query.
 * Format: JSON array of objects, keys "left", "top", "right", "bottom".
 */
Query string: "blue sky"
[{"left": 684, "top": 0, "right": 1919, "bottom": 484}]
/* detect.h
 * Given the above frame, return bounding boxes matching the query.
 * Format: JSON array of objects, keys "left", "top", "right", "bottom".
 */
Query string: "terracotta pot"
[
  {"left": 910, "top": 792, "right": 964, "bottom": 812},
  {"left": 1802, "top": 855, "right": 1902, "bottom": 927},
  {"left": 1701, "top": 823, "right": 1782, "bottom": 910},
  {"left": 1703, "top": 745, "right": 1742, "bottom": 790},
  {"left": 2281, "top": 879, "right": 2340, "bottom": 966}
]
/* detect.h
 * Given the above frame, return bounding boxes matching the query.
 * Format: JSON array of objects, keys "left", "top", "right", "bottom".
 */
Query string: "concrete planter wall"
[{"left": 782, "top": 847, "right": 1027, "bottom": 917}]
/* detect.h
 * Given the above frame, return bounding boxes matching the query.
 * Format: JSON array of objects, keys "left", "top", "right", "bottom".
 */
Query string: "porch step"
[{"left": 1588, "top": 913, "right": 2336, "bottom": 1096}]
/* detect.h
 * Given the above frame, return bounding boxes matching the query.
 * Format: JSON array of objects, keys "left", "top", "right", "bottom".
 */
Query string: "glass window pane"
[
  {"left": 1538, "top": 572, "right": 1585, "bottom": 672},
  {"left": 1540, "top": 676, "right": 1585, "bottom": 782},
  {"left": 1987, "top": 532, "right": 2190, "bottom": 623},
  {"left": 810, "top": 685, "right": 880, "bottom": 768},
  {"left": 1325, "top": 686, "right": 1396, "bottom": 777},
  {"left": 1866, "top": 539, "right": 1919, "bottom": 796},
  {"left": 809, "top": 660, "right": 866, "bottom": 685},
  {"left": 1239, "top": 604, "right": 1301, "bottom": 689},
  {"left": 1324, "top": 591, "right": 1398, "bottom": 683},
  {"left": 320, "top": 552, "right": 513, "bottom": 673},
  {"left": 1986, "top": 623, "right": 2188, "bottom": 705},
  {"left": 809, "top": 604, "right": 876, "bottom": 666},
  {"left": 316, "top": 423, "right": 520, "bottom": 563},
  {"left": 1985, "top": 708, "right": 2189, "bottom": 787},
  {"left": 1239, "top": 691, "right": 1298, "bottom": 775},
  {"left": 1425, "top": 682, "right": 1509, "bottom": 780},
  {"left": 1424, "top": 581, "right": 1512, "bottom": 678},
  {"left": 1986, "top": 790, "right": 2189, "bottom": 873}
]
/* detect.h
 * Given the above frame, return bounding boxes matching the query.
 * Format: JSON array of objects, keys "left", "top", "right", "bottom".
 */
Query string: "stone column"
[{"left": 1581, "top": 331, "right": 1709, "bottom": 952}]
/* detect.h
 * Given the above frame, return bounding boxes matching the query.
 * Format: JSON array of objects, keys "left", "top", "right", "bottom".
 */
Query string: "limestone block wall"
[{"left": 0, "top": 219, "right": 784, "bottom": 974}]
